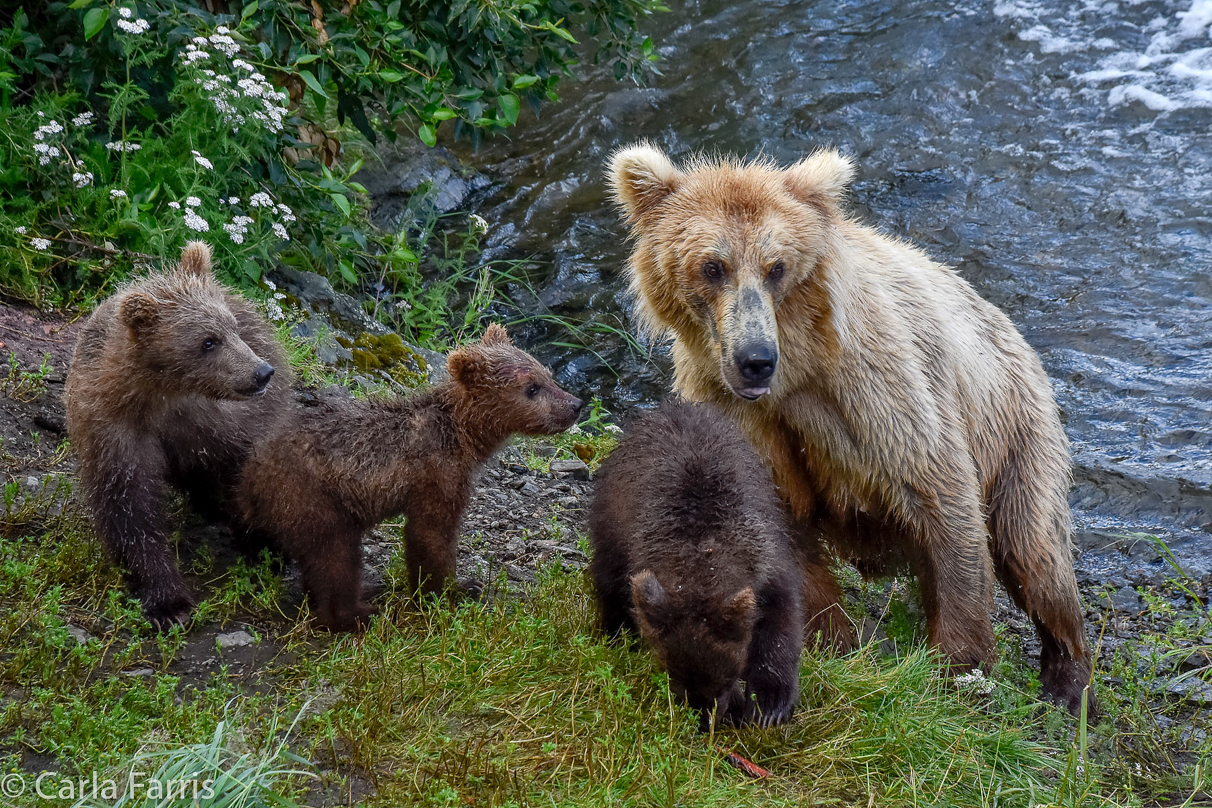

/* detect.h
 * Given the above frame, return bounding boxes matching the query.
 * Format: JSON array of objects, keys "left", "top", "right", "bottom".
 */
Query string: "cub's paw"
[
  {"left": 141, "top": 588, "right": 196, "bottom": 633},
  {"left": 314, "top": 601, "right": 377, "bottom": 633},
  {"left": 1041, "top": 658, "right": 1098, "bottom": 720},
  {"left": 457, "top": 577, "right": 486, "bottom": 601},
  {"left": 745, "top": 681, "right": 798, "bottom": 727}
]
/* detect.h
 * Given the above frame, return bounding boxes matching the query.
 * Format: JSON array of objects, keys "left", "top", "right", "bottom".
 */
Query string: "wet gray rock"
[
  {"left": 216, "top": 630, "right": 256, "bottom": 650},
  {"left": 66, "top": 625, "right": 92, "bottom": 645},
  {"left": 1110, "top": 586, "right": 1143, "bottom": 614},
  {"left": 550, "top": 458, "right": 590, "bottom": 480},
  {"left": 358, "top": 144, "right": 490, "bottom": 232}
]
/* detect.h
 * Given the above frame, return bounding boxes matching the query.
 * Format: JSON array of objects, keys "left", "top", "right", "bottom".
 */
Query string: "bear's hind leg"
[
  {"left": 795, "top": 525, "right": 856, "bottom": 652},
  {"left": 298, "top": 526, "right": 372, "bottom": 632},
  {"left": 987, "top": 447, "right": 1095, "bottom": 717}
]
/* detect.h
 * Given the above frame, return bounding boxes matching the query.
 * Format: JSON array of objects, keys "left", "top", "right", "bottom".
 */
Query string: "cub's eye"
[
  {"left": 767, "top": 261, "right": 785, "bottom": 283},
  {"left": 202, "top": 338, "right": 218, "bottom": 353},
  {"left": 701, "top": 260, "right": 726, "bottom": 282},
  {"left": 525, "top": 383, "right": 540, "bottom": 399}
]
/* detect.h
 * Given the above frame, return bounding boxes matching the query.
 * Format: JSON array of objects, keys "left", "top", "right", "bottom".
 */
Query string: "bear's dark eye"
[
  {"left": 202, "top": 337, "right": 218, "bottom": 353},
  {"left": 767, "top": 261, "right": 785, "bottom": 283},
  {"left": 701, "top": 260, "right": 726, "bottom": 282},
  {"left": 525, "top": 382, "right": 540, "bottom": 399}
]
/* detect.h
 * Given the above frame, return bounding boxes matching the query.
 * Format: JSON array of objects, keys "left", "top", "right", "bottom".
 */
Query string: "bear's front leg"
[
  {"left": 742, "top": 569, "right": 805, "bottom": 727},
  {"left": 82, "top": 436, "right": 195, "bottom": 631},
  {"left": 904, "top": 475, "right": 997, "bottom": 671},
  {"left": 403, "top": 487, "right": 466, "bottom": 598}
]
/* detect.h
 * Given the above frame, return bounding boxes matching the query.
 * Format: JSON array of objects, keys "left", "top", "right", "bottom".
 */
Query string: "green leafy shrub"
[{"left": 0, "top": 0, "right": 660, "bottom": 311}]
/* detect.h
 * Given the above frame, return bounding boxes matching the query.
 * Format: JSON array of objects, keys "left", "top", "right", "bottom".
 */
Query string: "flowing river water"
[{"left": 436, "top": 0, "right": 1212, "bottom": 583}]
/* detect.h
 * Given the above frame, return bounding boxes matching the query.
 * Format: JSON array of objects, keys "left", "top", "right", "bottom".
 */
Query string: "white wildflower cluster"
[
  {"left": 30, "top": 238, "right": 51, "bottom": 251},
  {"left": 14, "top": 226, "right": 26, "bottom": 235},
  {"left": 33, "top": 119, "right": 65, "bottom": 165},
  {"left": 567, "top": 424, "right": 584, "bottom": 435},
  {"left": 223, "top": 215, "right": 254, "bottom": 244},
  {"left": 221, "top": 193, "right": 293, "bottom": 245},
  {"left": 470, "top": 213, "right": 489, "bottom": 233},
  {"left": 953, "top": 669, "right": 995, "bottom": 696},
  {"left": 73, "top": 171, "right": 94, "bottom": 188},
  {"left": 263, "top": 279, "right": 288, "bottom": 321},
  {"left": 118, "top": 7, "right": 132, "bottom": 17},
  {"left": 181, "top": 29, "right": 289, "bottom": 132},
  {"left": 604, "top": 423, "right": 623, "bottom": 434},
  {"left": 116, "top": 17, "right": 150, "bottom": 34},
  {"left": 110, "top": 189, "right": 127, "bottom": 199},
  {"left": 175, "top": 196, "right": 208, "bottom": 232},
  {"left": 191, "top": 150, "right": 213, "bottom": 170},
  {"left": 105, "top": 140, "right": 142, "bottom": 152},
  {"left": 72, "top": 111, "right": 94, "bottom": 127}
]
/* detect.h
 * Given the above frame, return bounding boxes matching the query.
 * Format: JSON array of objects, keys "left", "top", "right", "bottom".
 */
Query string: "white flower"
[
  {"left": 273, "top": 292, "right": 286, "bottom": 300},
  {"left": 271, "top": 222, "right": 289, "bottom": 241},
  {"left": 14, "top": 226, "right": 27, "bottom": 234},
  {"left": 116, "top": 17, "right": 150, "bottom": 34},
  {"left": 105, "top": 141, "right": 142, "bottom": 152},
  {"left": 118, "top": 7, "right": 132, "bottom": 18},
  {"left": 183, "top": 209, "right": 209, "bottom": 232},
  {"left": 192, "top": 36, "right": 209, "bottom": 46},
  {"left": 266, "top": 300, "right": 285, "bottom": 321},
  {"left": 264, "top": 279, "right": 277, "bottom": 292},
  {"left": 182, "top": 49, "right": 211, "bottom": 64},
  {"left": 208, "top": 33, "right": 239, "bottom": 57},
  {"left": 248, "top": 191, "right": 273, "bottom": 208},
  {"left": 954, "top": 669, "right": 995, "bottom": 696},
  {"left": 227, "top": 196, "right": 240, "bottom": 205},
  {"left": 216, "top": 25, "right": 230, "bottom": 34},
  {"left": 604, "top": 423, "right": 623, "bottom": 434},
  {"left": 232, "top": 59, "right": 255, "bottom": 72},
  {"left": 30, "top": 237, "right": 51, "bottom": 250},
  {"left": 567, "top": 424, "right": 583, "bottom": 435},
  {"left": 191, "top": 150, "right": 213, "bottom": 170},
  {"left": 185, "top": 196, "right": 201, "bottom": 207},
  {"left": 168, "top": 201, "right": 180, "bottom": 209},
  {"left": 36, "top": 111, "right": 44, "bottom": 117},
  {"left": 232, "top": 215, "right": 253, "bottom": 226},
  {"left": 71, "top": 111, "right": 94, "bottom": 127},
  {"left": 73, "top": 172, "right": 94, "bottom": 188},
  {"left": 34, "top": 121, "right": 64, "bottom": 141},
  {"left": 470, "top": 213, "right": 488, "bottom": 233},
  {"left": 223, "top": 224, "right": 245, "bottom": 244},
  {"left": 110, "top": 189, "right": 127, "bottom": 199}
]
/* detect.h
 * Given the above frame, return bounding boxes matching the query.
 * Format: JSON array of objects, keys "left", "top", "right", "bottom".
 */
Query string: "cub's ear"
[
  {"left": 719, "top": 587, "right": 757, "bottom": 641},
  {"left": 119, "top": 291, "right": 160, "bottom": 334},
  {"left": 446, "top": 348, "right": 482, "bottom": 386},
  {"left": 783, "top": 149, "right": 855, "bottom": 207},
  {"left": 609, "top": 142, "right": 680, "bottom": 224},
  {"left": 630, "top": 570, "right": 669, "bottom": 625},
  {"left": 176, "top": 240, "right": 214, "bottom": 278},
  {"left": 481, "top": 323, "right": 511, "bottom": 347}
]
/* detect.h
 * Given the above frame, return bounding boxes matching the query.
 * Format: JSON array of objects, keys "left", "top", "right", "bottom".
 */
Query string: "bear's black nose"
[
  {"left": 253, "top": 363, "right": 275, "bottom": 389},
  {"left": 735, "top": 344, "right": 777, "bottom": 384},
  {"left": 569, "top": 397, "right": 584, "bottom": 416}
]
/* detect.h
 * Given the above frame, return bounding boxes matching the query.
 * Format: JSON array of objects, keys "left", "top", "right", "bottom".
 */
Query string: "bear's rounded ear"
[
  {"left": 630, "top": 570, "right": 668, "bottom": 623},
  {"left": 447, "top": 348, "right": 482, "bottom": 386},
  {"left": 719, "top": 587, "right": 757, "bottom": 640},
  {"left": 176, "top": 240, "right": 214, "bottom": 278},
  {"left": 481, "top": 323, "right": 511, "bottom": 346},
  {"left": 783, "top": 149, "right": 855, "bottom": 207},
  {"left": 120, "top": 291, "right": 160, "bottom": 334},
  {"left": 609, "top": 142, "right": 680, "bottom": 224}
]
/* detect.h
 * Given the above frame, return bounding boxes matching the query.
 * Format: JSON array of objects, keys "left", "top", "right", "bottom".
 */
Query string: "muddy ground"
[{"left": 1, "top": 302, "right": 1208, "bottom": 724}]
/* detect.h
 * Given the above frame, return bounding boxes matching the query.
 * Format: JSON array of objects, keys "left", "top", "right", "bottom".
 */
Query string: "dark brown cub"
[
  {"left": 65, "top": 241, "right": 292, "bottom": 630},
  {"left": 589, "top": 400, "right": 804, "bottom": 729},
  {"left": 237, "top": 324, "right": 582, "bottom": 632}
]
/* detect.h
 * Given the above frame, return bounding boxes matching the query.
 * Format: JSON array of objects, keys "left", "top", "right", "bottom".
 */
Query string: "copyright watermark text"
[{"left": 1, "top": 771, "right": 216, "bottom": 802}]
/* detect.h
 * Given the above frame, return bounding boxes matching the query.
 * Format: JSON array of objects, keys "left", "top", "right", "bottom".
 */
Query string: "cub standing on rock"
[
  {"left": 589, "top": 400, "right": 804, "bottom": 729},
  {"left": 237, "top": 324, "right": 582, "bottom": 632},
  {"left": 608, "top": 143, "right": 1097, "bottom": 716},
  {"left": 66, "top": 241, "right": 291, "bottom": 630}
]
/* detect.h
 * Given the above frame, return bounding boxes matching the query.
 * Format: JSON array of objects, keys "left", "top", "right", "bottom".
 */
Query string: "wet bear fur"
[
  {"left": 65, "top": 241, "right": 290, "bottom": 630},
  {"left": 237, "top": 324, "right": 582, "bottom": 632},
  {"left": 589, "top": 400, "right": 804, "bottom": 729},
  {"left": 608, "top": 143, "right": 1096, "bottom": 716}
]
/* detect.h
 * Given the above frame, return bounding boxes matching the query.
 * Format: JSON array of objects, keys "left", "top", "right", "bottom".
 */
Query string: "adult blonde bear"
[{"left": 608, "top": 143, "right": 1095, "bottom": 715}]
